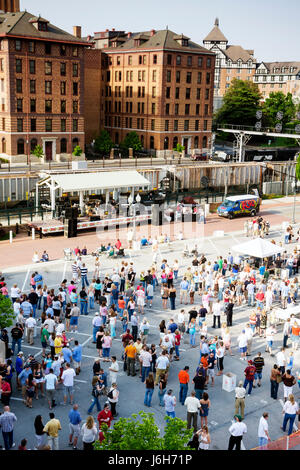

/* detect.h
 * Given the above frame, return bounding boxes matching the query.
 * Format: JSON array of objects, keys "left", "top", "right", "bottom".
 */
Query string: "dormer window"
[
  {"left": 29, "top": 16, "right": 49, "bottom": 32},
  {"left": 174, "top": 34, "right": 190, "bottom": 47},
  {"left": 38, "top": 22, "right": 47, "bottom": 31}
]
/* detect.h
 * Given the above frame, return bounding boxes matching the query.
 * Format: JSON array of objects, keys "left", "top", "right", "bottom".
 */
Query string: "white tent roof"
[
  {"left": 47, "top": 171, "right": 150, "bottom": 192},
  {"left": 232, "top": 238, "right": 284, "bottom": 258}
]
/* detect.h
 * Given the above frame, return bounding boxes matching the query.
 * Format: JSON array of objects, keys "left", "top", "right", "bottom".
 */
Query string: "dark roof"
[
  {"left": 0, "top": 11, "right": 88, "bottom": 44},
  {"left": 104, "top": 29, "right": 214, "bottom": 54},
  {"left": 263, "top": 61, "right": 300, "bottom": 74},
  {"left": 203, "top": 19, "right": 228, "bottom": 43},
  {"left": 223, "top": 45, "right": 255, "bottom": 63}
]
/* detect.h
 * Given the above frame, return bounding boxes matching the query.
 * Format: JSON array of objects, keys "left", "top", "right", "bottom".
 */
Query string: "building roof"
[
  {"left": 104, "top": 29, "right": 214, "bottom": 54},
  {"left": 203, "top": 18, "right": 228, "bottom": 43},
  {"left": 223, "top": 45, "right": 255, "bottom": 63},
  {"left": 0, "top": 11, "right": 88, "bottom": 44},
  {"left": 46, "top": 171, "right": 150, "bottom": 192},
  {"left": 262, "top": 61, "right": 300, "bottom": 74}
]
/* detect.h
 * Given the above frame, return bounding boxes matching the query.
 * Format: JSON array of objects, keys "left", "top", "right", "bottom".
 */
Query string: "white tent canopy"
[
  {"left": 232, "top": 238, "right": 284, "bottom": 258},
  {"left": 36, "top": 170, "right": 151, "bottom": 211}
]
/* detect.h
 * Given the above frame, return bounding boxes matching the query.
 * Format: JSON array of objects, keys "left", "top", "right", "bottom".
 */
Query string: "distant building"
[
  {"left": 254, "top": 61, "right": 300, "bottom": 102},
  {"left": 0, "top": 0, "right": 20, "bottom": 13},
  {"left": 203, "top": 18, "right": 256, "bottom": 110}
]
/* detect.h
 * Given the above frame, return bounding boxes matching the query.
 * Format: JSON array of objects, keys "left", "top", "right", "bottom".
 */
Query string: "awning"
[
  {"left": 232, "top": 238, "right": 284, "bottom": 258},
  {"left": 45, "top": 170, "right": 150, "bottom": 192}
]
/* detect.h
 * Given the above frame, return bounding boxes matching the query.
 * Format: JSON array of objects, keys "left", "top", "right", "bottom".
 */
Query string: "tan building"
[
  {"left": 0, "top": 0, "right": 19, "bottom": 13},
  {"left": 203, "top": 19, "right": 256, "bottom": 109},
  {"left": 89, "top": 28, "right": 215, "bottom": 156},
  {"left": 254, "top": 61, "right": 300, "bottom": 102},
  {"left": 0, "top": 11, "right": 90, "bottom": 163}
]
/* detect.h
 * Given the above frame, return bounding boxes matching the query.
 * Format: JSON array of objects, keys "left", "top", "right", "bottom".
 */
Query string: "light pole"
[{"left": 128, "top": 193, "right": 141, "bottom": 242}]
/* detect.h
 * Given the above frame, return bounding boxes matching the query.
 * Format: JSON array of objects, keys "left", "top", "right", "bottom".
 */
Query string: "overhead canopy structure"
[
  {"left": 232, "top": 238, "right": 284, "bottom": 258},
  {"left": 36, "top": 170, "right": 150, "bottom": 211}
]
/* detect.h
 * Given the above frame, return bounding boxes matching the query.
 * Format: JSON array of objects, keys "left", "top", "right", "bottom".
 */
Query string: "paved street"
[{"left": 2, "top": 208, "right": 300, "bottom": 450}]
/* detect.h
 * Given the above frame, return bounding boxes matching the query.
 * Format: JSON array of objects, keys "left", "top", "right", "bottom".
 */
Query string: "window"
[
  {"left": 207, "top": 58, "right": 211, "bottom": 67},
  {"left": 61, "top": 119, "right": 66, "bottom": 132},
  {"left": 176, "top": 55, "right": 181, "bottom": 65},
  {"left": 73, "top": 82, "right": 78, "bottom": 95},
  {"left": 60, "top": 138, "right": 67, "bottom": 153},
  {"left": 185, "top": 104, "right": 190, "bottom": 115},
  {"left": 174, "top": 120, "right": 178, "bottom": 131},
  {"left": 117, "top": 56, "right": 121, "bottom": 65},
  {"left": 195, "top": 120, "right": 199, "bottom": 131},
  {"left": 60, "top": 45, "right": 66, "bottom": 56},
  {"left": 17, "top": 118, "right": 23, "bottom": 132},
  {"left": 28, "top": 41, "right": 35, "bottom": 53},
  {"left": 45, "top": 100, "right": 52, "bottom": 113},
  {"left": 186, "top": 72, "right": 192, "bottom": 84},
  {"left": 165, "top": 103, "right": 170, "bottom": 115},
  {"left": 165, "top": 120, "right": 169, "bottom": 131},
  {"left": 206, "top": 73, "right": 211, "bottom": 84},
  {"left": 128, "top": 56, "right": 132, "bottom": 65},
  {"left": 166, "top": 87, "right": 170, "bottom": 99},
  {"left": 17, "top": 139, "right": 24, "bottom": 155},
  {"left": 164, "top": 137, "right": 169, "bottom": 150},
  {"left": 0, "top": 58, "right": 3, "bottom": 72},
  {"left": 198, "top": 57, "right": 203, "bottom": 67},
  {"left": 166, "top": 70, "right": 171, "bottom": 82},
  {"left": 45, "top": 81, "right": 52, "bottom": 94},
  {"left": 30, "top": 80, "right": 36, "bottom": 94},
  {"left": 72, "top": 47, "right": 78, "bottom": 57},
  {"left": 45, "top": 43, "right": 51, "bottom": 55},
  {"left": 16, "top": 58, "right": 22, "bottom": 73},
  {"left": 175, "top": 88, "right": 180, "bottom": 99},
  {"left": 61, "top": 82, "right": 66, "bottom": 95},
  {"left": 173, "top": 136, "right": 178, "bottom": 147},
  {"left": 197, "top": 72, "right": 202, "bottom": 84},
  {"left": 197, "top": 88, "right": 201, "bottom": 100},
  {"left": 176, "top": 71, "right": 181, "bottom": 83},
  {"left": 151, "top": 119, "right": 155, "bottom": 131},
  {"left": 194, "top": 136, "right": 199, "bottom": 148},
  {"left": 196, "top": 104, "right": 200, "bottom": 115},
  {"left": 73, "top": 119, "right": 78, "bottom": 132},
  {"left": 184, "top": 120, "right": 189, "bottom": 131},
  {"left": 167, "top": 54, "right": 172, "bottom": 65},
  {"left": 152, "top": 70, "right": 157, "bottom": 82},
  {"left": 16, "top": 98, "right": 22, "bottom": 112},
  {"left": 204, "top": 104, "right": 209, "bottom": 115},
  {"left": 29, "top": 60, "right": 35, "bottom": 74},
  {"left": 45, "top": 119, "right": 52, "bottom": 132},
  {"left": 151, "top": 103, "right": 156, "bottom": 114},
  {"left": 152, "top": 87, "right": 156, "bottom": 98},
  {"left": 30, "top": 99, "right": 36, "bottom": 112},
  {"left": 60, "top": 100, "right": 66, "bottom": 113},
  {"left": 150, "top": 136, "right": 155, "bottom": 149},
  {"left": 15, "top": 39, "right": 21, "bottom": 51},
  {"left": 45, "top": 61, "right": 52, "bottom": 75},
  {"left": 203, "top": 136, "right": 207, "bottom": 148},
  {"left": 30, "top": 138, "right": 37, "bottom": 152},
  {"left": 2, "top": 118, "right": 5, "bottom": 130},
  {"left": 175, "top": 103, "right": 179, "bottom": 115},
  {"left": 139, "top": 55, "right": 142, "bottom": 65},
  {"left": 203, "top": 120, "right": 208, "bottom": 131},
  {"left": 31, "top": 120, "right": 36, "bottom": 132},
  {"left": 153, "top": 55, "right": 157, "bottom": 64},
  {"left": 187, "top": 56, "right": 192, "bottom": 66},
  {"left": 16, "top": 79, "right": 22, "bottom": 93},
  {"left": 1, "top": 138, "right": 5, "bottom": 153},
  {"left": 186, "top": 88, "right": 191, "bottom": 99},
  {"left": 205, "top": 89, "right": 209, "bottom": 100},
  {"left": 73, "top": 63, "right": 78, "bottom": 77}
]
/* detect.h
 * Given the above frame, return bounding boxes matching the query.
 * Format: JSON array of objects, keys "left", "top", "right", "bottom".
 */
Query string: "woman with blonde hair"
[
  {"left": 282, "top": 394, "right": 299, "bottom": 435},
  {"left": 222, "top": 326, "right": 233, "bottom": 356},
  {"left": 81, "top": 415, "right": 98, "bottom": 451},
  {"left": 198, "top": 425, "right": 211, "bottom": 450}
]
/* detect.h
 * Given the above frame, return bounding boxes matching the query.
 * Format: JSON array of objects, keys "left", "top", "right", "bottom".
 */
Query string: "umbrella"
[{"left": 232, "top": 238, "right": 284, "bottom": 258}]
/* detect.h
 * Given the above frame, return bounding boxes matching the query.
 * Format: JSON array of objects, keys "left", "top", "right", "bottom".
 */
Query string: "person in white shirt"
[
  {"left": 177, "top": 310, "right": 186, "bottom": 335},
  {"left": 25, "top": 314, "right": 37, "bottom": 345},
  {"left": 155, "top": 351, "right": 170, "bottom": 385},
  {"left": 235, "top": 381, "right": 246, "bottom": 419},
  {"left": 237, "top": 330, "right": 248, "bottom": 360},
  {"left": 244, "top": 324, "right": 254, "bottom": 356},
  {"left": 44, "top": 369, "right": 58, "bottom": 409},
  {"left": 61, "top": 363, "right": 76, "bottom": 405},
  {"left": 276, "top": 347, "right": 287, "bottom": 374},
  {"left": 11, "top": 284, "right": 21, "bottom": 302},
  {"left": 56, "top": 320, "right": 65, "bottom": 336},
  {"left": 146, "top": 283, "right": 154, "bottom": 308},
  {"left": 43, "top": 315, "right": 56, "bottom": 334},
  {"left": 212, "top": 300, "right": 222, "bottom": 329},
  {"left": 258, "top": 412, "right": 271, "bottom": 447},
  {"left": 282, "top": 394, "right": 299, "bottom": 435},
  {"left": 108, "top": 383, "right": 119, "bottom": 417},
  {"left": 265, "top": 325, "right": 277, "bottom": 355},
  {"left": 81, "top": 416, "right": 98, "bottom": 451},
  {"left": 108, "top": 356, "right": 119, "bottom": 384},
  {"left": 184, "top": 391, "right": 201, "bottom": 432},
  {"left": 228, "top": 415, "right": 247, "bottom": 450},
  {"left": 139, "top": 346, "right": 152, "bottom": 383}
]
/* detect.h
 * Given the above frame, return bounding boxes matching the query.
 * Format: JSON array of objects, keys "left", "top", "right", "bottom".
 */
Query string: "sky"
[{"left": 22, "top": 0, "right": 300, "bottom": 62}]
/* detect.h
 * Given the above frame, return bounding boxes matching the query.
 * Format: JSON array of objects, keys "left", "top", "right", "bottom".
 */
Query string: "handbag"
[{"left": 276, "top": 374, "right": 282, "bottom": 384}]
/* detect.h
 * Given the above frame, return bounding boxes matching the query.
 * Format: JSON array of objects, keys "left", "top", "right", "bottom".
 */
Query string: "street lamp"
[{"left": 128, "top": 193, "right": 141, "bottom": 241}]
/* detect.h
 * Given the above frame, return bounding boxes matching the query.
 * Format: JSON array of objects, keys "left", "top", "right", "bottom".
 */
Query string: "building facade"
[
  {"left": 0, "top": 0, "right": 19, "bottom": 13},
  {"left": 91, "top": 29, "right": 215, "bottom": 156},
  {"left": 203, "top": 19, "right": 256, "bottom": 110},
  {"left": 254, "top": 61, "right": 300, "bottom": 102},
  {"left": 0, "top": 11, "right": 88, "bottom": 163}
]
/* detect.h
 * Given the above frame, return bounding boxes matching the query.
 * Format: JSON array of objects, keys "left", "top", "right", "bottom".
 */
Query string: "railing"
[
  {"left": 0, "top": 206, "right": 52, "bottom": 226},
  {"left": 252, "top": 430, "right": 300, "bottom": 451},
  {"left": 218, "top": 123, "right": 300, "bottom": 136}
]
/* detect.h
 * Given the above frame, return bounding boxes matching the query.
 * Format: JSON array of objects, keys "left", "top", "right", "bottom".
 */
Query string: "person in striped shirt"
[{"left": 80, "top": 264, "right": 89, "bottom": 289}]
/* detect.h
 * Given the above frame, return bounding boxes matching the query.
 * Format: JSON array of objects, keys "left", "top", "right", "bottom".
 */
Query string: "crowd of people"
[{"left": 1, "top": 223, "right": 300, "bottom": 451}]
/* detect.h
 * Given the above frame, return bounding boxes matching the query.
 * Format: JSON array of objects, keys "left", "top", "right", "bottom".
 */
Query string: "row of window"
[
  {"left": 15, "top": 79, "right": 79, "bottom": 97},
  {"left": 111, "top": 54, "right": 212, "bottom": 68},
  {"left": 111, "top": 70, "right": 211, "bottom": 84},
  {"left": 15, "top": 118, "right": 79, "bottom": 133},
  {"left": 108, "top": 133, "right": 208, "bottom": 150},
  {"left": 16, "top": 98, "right": 79, "bottom": 114},
  {"left": 254, "top": 75, "right": 285, "bottom": 82},
  {"left": 15, "top": 58, "right": 79, "bottom": 77},
  {"left": 13, "top": 39, "right": 79, "bottom": 57},
  {"left": 105, "top": 99, "right": 210, "bottom": 116},
  {"left": 105, "top": 115, "right": 208, "bottom": 131},
  {"left": 15, "top": 138, "right": 80, "bottom": 155}
]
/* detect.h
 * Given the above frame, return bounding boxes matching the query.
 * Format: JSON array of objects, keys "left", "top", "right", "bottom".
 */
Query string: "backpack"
[
  {"left": 248, "top": 366, "right": 255, "bottom": 378},
  {"left": 107, "top": 389, "right": 114, "bottom": 399}
]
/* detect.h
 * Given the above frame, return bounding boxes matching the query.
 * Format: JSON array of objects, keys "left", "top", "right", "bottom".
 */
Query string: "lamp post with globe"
[{"left": 128, "top": 192, "right": 141, "bottom": 242}]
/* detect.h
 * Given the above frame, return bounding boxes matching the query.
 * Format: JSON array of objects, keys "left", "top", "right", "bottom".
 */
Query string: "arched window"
[
  {"left": 2, "top": 138, "right": 6, "bottom": 154},
  {"left": 164, "top": 137, "right": 169, "bottom": 150},
  {"left": 115, "top": 132, "right": 119, "bottom": 145},
  {"left": 72, "top": 137, "right": 79, "bottom": 151},
  {"left": 194, "top": 136, "right": 199, "bottom": 149},
  {"left": 60, "top": 138, "right": 67, "bottom": 153},
  {"left": 150, "top": 136, "right": 154, "bottom": 150},
  {"left": 17, "top": 138, "right": 24, "bottom": 155},
  {"left": 30, "top": 138, "right": 37, "bottom": 153},
  {"left": 173, "top": 137, "right": 178, "bottom": 149},
  {"left": 202, "top": 136, "right": 207, "bottom": 149},
  {"left": 140, "top": 135, "right": 144, "bottom": 148}
]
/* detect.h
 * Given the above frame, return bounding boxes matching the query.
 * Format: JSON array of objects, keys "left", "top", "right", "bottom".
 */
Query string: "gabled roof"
[
  {"left": 223, "top": 45, "right": 255, "bottom": 63},
  {"left": 0, "top": 11, "right": 88, "bottom": 44},
  {"left": 203, "top": 18, "right": 228, "bottom": 43},
  {"left": 263, "top": 61, "right": 300, "bottom": 74}
]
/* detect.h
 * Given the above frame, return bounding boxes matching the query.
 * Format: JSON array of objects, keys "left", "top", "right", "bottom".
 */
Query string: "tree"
[
  {"left": 120, "top": 132, "right": 142, "bottom": 152},
  {"left": 93, "top": 411, "right": 193, "bottom": 451},
  {"left": 72, "top": 145, "right": 83, "bottom": 157},
  {"left": 32, "top": 144, "right": 44, "bottom": 159},
  {"left": 262, "top": 92, "right": 296, "bottom": 128},
  {"left": 0, "top": 294, "right": 15, "bottom": 329},
  {"left": 173, "top": 143, "right": 185, "bottom": 153},
  {"left": 94, "top": 130, "right": 114, "bottom": 155},
  {"left": 215, "top": 79, "right": 262, "bottom": 126}
]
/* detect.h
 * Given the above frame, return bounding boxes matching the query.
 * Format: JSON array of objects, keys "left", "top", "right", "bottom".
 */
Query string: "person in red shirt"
[
  {"left": 243, "top": 360, "right": 256, "bottom": 396},
  {"left": 115, "top": 239, "right": 122, "bottom": 252},
  {"left": 98, "top": 403, "right": 113, "bottom": 429},
  {"left": 255, "top": 290, "right": 265, "bottom": 309},
  {"left": 174, "top": 330, "right": 181, "bottom": 361},
  {"left": 1, "top": 378, "right": 11, "bottom": 406}
]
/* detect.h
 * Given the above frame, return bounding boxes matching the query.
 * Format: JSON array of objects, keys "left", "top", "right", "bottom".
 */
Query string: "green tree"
[
  {"left": 72, "top": 145, "right": 83, "bottom": 157},
  {"left": 262, "top": 92, "right": 296, "bottom": 128},
  {"left": 215, "top": 78, "right": 262, "bottom": 126},
  {"left": 173, "top": 143, "right": 185, "bottom": 153},
  {"left": 0, "top": 293, "right": 15, "bottom": 329},
  {"left": 32, "top": 144, "right": 44, "bottom": 159},
  {"left": 94, "top": 130, "right": 114, "bottom": 155},
  {"left": 120, "top": 132, "right": 142, "bottom": 152},
  {"left": 93, "top": 412, "right": 193, "bottom": 451}
]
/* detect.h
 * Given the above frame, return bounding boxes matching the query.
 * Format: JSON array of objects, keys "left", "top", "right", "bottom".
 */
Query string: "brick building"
[
  {"left": 203, "top": 19, "right": 256, "bottom": 110},
  {"left": 254, "top": 61, "right": 300, "bottom": 101},
  {"left": 0, "top": 11, "right": 90, "bottom": 163},
  {"left": 89, "top": 28, "right": 215, "bottom": 156},
  {"left": 0, "top": 0, "right": 19, "bottom": 13}
]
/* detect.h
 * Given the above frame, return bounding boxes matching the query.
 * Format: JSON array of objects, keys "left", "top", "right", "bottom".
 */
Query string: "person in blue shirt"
[
  {"left": 140, "top": 236, "right": 148, "bottom": 247},
  {"left": 167, "top": 320, "right": 178, "bottom": 334},
  {"left": 72, "top": 341, "right": 82, "bottom": 375},
  {"left": 68, "top": 404, "right": 82, "bottom": 450},
  {"left": 46, "top": 306, "right": 54, "bottom": 318},
  {"left": 15, "top": 352, "right": 24, "bottom": 389},
  {"left": 62, "top": 344, "right": 72, "bottom": 363},
  {"left": 213, "top": 261, "right": 219, "bottom": 272},
  {"left": 18, "top": 365, "right": 32, "bottom": 402},
  {"left": 34, "top": 272, "right": 43, "bottom": 288},
  {"left": 98, "top": 369, "right": 108, "bottom": 392}
]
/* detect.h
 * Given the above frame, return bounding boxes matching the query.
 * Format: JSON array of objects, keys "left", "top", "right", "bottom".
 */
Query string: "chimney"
[
  {"left": 150, "top": 29, "right": 155, "bottom": 36},
  {"left": 127, "top": 32, "right": 132, "bottom": 38},
  {"left": 73, "top": 26, "right": 82, "bottom": 39}
]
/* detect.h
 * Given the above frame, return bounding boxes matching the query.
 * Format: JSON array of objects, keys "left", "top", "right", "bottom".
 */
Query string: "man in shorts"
[
  {"left": 70, "top": 305, "right": 80, "bottom": 333},
  {"left": 68, "top": 404, "right": 82, "bottom": 450},
  {"left": 207, "top": 351, "right": 217, "bottom": 386},
  {"left": 146, "top": 282, "right": 154, "bottom": 308},
  {"left": 61, "top": 362, "right": 76, "bottom": 405},
  {"left": 44, "top": 368, "right": 58, "bottom": 409}
]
